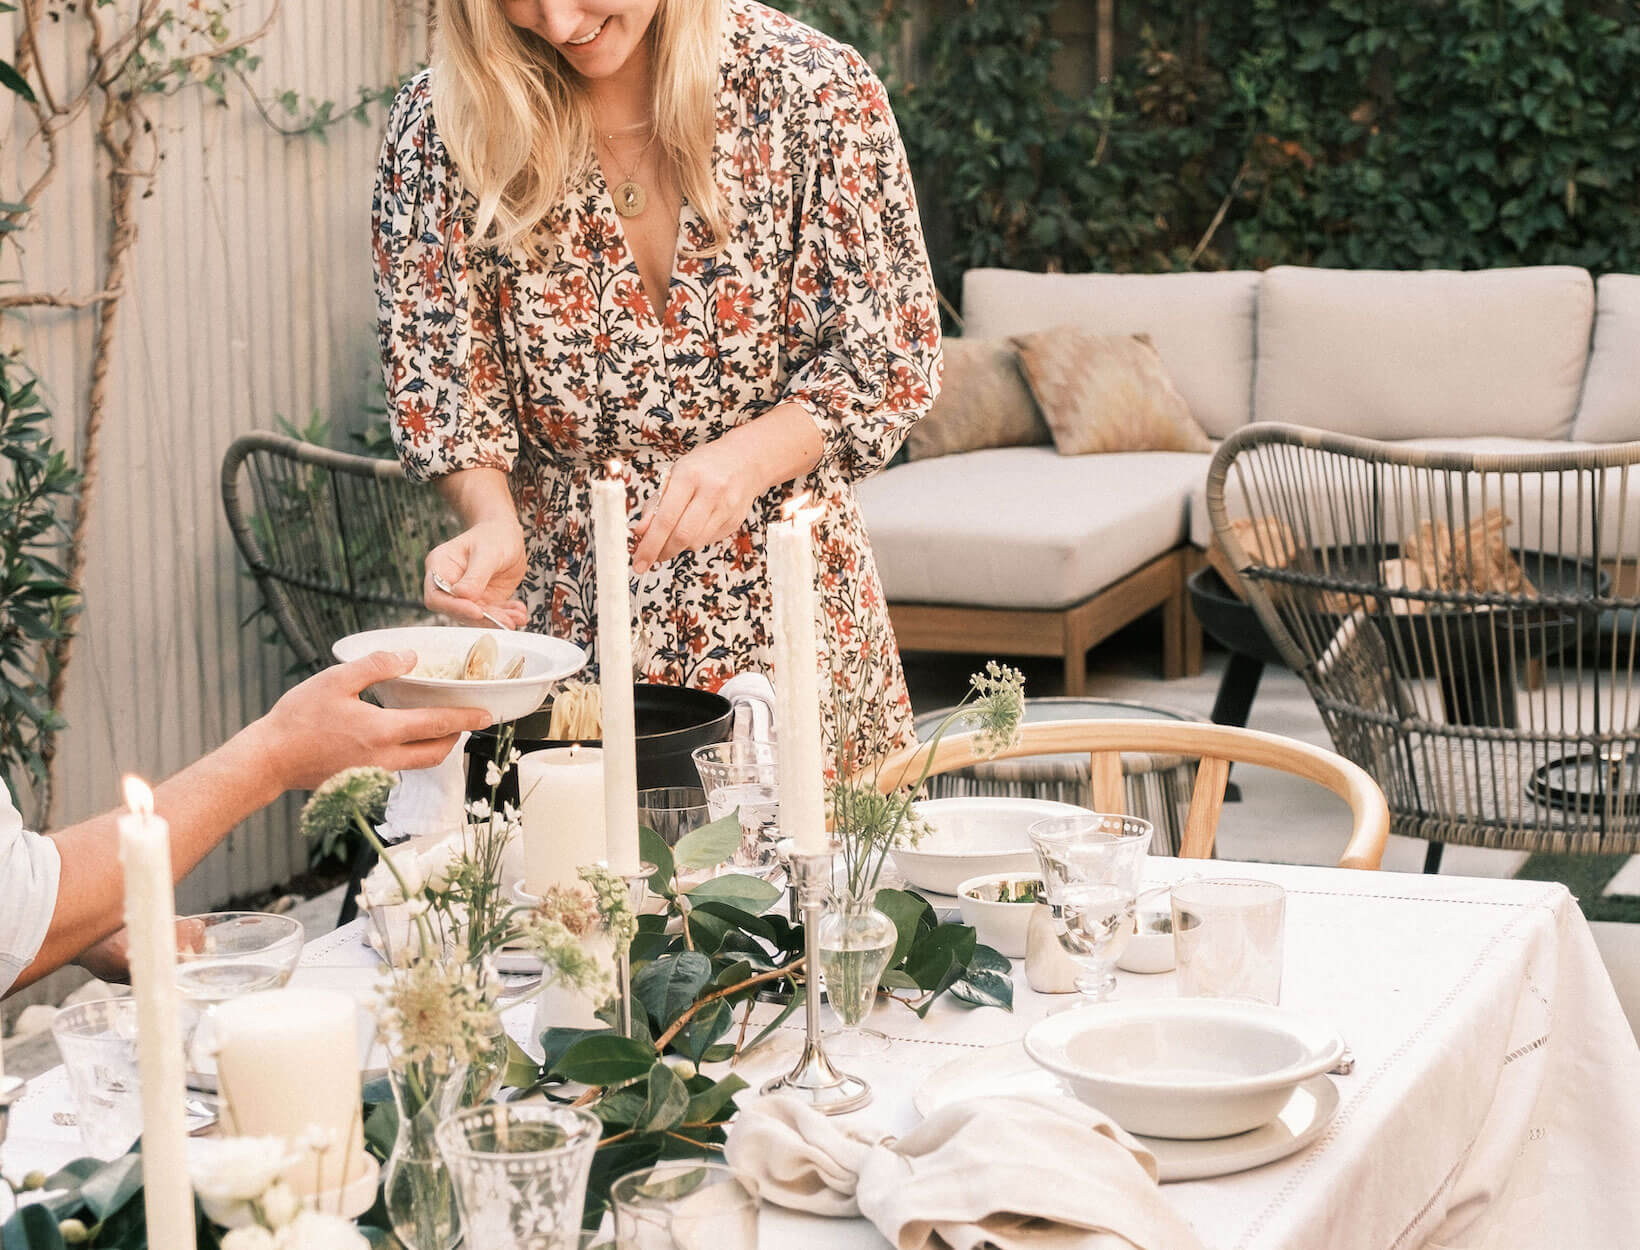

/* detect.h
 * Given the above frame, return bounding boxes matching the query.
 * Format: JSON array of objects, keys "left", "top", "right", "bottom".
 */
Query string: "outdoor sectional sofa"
[{"left": 857, "top": 264, "right": 1640, "bottom": 693}]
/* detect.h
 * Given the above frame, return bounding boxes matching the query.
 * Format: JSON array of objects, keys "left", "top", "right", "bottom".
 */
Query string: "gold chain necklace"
[{"left": 602, "top": 125, "right": 655, "bottom": 218}]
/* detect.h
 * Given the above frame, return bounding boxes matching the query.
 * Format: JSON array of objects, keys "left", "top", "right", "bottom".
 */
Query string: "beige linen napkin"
[{"left": 725, "top": 1094, "right": 1208, "bottom": 1250}]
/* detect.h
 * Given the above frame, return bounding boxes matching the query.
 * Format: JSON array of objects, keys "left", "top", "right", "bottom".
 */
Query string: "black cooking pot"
[{"left": 466, "top": 683, "right": 735, "bottom": 808}]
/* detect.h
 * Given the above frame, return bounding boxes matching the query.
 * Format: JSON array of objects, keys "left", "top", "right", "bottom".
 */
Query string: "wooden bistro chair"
[{"left": 881, "top": 718, "right": 1390, "bottom": 871}]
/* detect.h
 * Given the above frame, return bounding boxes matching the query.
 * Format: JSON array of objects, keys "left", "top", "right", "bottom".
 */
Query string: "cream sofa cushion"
[
  {"left": 961, "top": 269, "right": 1259, "bottom": 439},
  {"left": 1253, "top": 266, "right": 1593, "bottom": 441},
  {"left": 859, "top": 447, "right": 1210, "bottom": 610},
  {"left": 1573, "top": 275, "right": 1640, "bottom": 444}
]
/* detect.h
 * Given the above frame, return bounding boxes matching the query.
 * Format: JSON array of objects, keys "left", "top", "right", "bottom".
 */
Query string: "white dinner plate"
[{"left": 912, "top": 1041, "right": 1340, "bottom": 1182}]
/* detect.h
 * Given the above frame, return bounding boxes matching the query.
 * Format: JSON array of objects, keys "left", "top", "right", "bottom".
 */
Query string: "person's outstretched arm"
[{"left": 7, "top": 650, "right": 491, "bottom": 994}]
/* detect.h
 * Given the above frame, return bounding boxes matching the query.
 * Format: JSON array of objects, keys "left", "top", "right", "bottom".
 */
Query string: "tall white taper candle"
[
  {"left": 592, "top": 461, "right": 641, "bottom": 874},
  {"left": 118, "top": 777, "right": 197, "bottom": 1250},
  {"left": 769, "top": 502, "right": 827, "bottom": 855}
]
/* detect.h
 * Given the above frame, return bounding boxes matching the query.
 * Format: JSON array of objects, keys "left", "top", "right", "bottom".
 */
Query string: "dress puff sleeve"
[
  {"left": 780, "top": 51, "right": 943, "bottom": 483},
  {"left": 372, "top": 73, "right": 518, "bottom": 484}
]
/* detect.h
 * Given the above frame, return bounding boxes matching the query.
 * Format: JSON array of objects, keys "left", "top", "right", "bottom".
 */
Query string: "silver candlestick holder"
[
  {"left": 615, "top": 862, "right": 657, "bottom": 1040},
  {"left": 760, "top": 843, "right": 870, "bottom": 1114}
]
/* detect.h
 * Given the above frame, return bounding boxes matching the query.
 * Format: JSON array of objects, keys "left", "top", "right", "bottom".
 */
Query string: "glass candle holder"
[
  {"left": 611, "top": 1161, "right": 760, "bottom": 1250},
  {"left": 435, "top": 1103, "right": 602, "bottom": 1249}
]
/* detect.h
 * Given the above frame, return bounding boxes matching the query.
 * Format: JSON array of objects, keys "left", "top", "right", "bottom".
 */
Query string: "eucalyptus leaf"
[
  {"left": 633, "top": 951, "right": 713, "bottom": 1030},
  {"left": 550, "top": 1035, "right": 657, "bottom": 1086},
  {"left": 904, "top": 924, "right": 977, "bottom": 992},
  {"left": 672, "top": 809, "right": 744, "bottom": 869},
  {"left": 683, "top": 1073, "right": 748, "bottom": 1125},
  {"left": 673, "top": 998, "right": 732, "bottom": 1065},
  {"left": 1, "top": 1204, "right": 64, "bottom": 1250},
  {"left": 874, "top": 888, "right": 933, "bottom": 968},
  {"left": 640, "top": 825, "right": 675, "bottom": 895},
  {"left": 636, "top": 1061, "right": 690, "bottom": 1133},
  {"left": 686, "top": 872, "right": 781, "bottom": 914},
  {"left": 949, "top": 967, "right": 1015, "bottom": 1011}
]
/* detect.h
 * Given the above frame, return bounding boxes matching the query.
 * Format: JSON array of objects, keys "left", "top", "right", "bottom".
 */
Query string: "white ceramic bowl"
[
  {"left": 892, "top": 797, "right": 1091, "bottom": 896},
  {"left": 332, "top": 625, "right": 587, "bottom": 724},
  {"left": 1023, "top": 998, "right": 1344, "bottom": 1139},
  {"left": 956, "top": 872, "right": 1043, "bottom": 958},
  {"left": 1116, "top": 906, "right": 1177, "bottom": 974}
]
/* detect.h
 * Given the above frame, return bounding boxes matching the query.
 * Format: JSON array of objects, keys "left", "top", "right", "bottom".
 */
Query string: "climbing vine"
[
  {"left": 779, "top": 0, "right": 1640, "bottom": 305},
  {"left": 0, "top": 0, "right": 426, "bottom": 819}
]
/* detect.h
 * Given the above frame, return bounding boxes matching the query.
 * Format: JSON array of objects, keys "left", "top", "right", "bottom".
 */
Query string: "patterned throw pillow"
[
  {"left": 905, "top": 337, "right": 1052, "bottom": 461},
  {"left": 1009, "top": 328, "right": 1213, "bottom": 456}
]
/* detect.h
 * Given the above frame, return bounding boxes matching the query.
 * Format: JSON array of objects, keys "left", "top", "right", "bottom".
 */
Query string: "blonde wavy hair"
[{"left": 432, "top": 0, "right": 730, "bottom": 255}]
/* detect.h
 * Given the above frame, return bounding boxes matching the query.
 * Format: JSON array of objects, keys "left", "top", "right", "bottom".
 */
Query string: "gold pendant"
[{"left": 613, "top": 180, "right": 646, "bottom": 217}]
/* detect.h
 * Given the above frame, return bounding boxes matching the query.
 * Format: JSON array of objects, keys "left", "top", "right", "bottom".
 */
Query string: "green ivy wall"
[{"left": 776, "top": 0, "right": 1640, "bottom": 311}]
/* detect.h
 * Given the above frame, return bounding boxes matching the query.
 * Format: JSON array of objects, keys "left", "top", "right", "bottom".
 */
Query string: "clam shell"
[{"left": 462, "top": 633, "right": 499, "bottom": 681}]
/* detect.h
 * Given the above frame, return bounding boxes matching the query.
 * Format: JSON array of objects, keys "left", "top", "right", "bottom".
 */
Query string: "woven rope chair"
[
  {"left": 1207, "top": 424, "right": 1640, "bottom": 861},
  {"left": 880, "top": 718, "right": 1390, "bottom": 870},
  {"left": 221, "top": 432, "right": 456, "bottom": 674}
]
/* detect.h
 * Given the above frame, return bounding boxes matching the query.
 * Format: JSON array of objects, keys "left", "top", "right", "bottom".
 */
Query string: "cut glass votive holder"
[{"left": 435, "top": 1103, "right": 601, "bottom": 1249}]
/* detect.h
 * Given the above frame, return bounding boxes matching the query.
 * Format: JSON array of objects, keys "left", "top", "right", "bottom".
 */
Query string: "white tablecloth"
[{"left": 7, "top": 859, "right": 1640, "bottom": 1249}]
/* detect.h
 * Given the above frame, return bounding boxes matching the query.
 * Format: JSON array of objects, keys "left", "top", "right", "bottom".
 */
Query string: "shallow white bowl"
[
  {"left": 956, "top": 872, "right": 1043, "bottom": 958},
  {"left": 1023, "top": 998, "right": 1344, "bottom": 1139},
  {"left": 1116, "top": 907, "right": 1177, "bottom": 974},
  {"left": 332, "top": 625, "right": 586, "bottom": 724},
  {"left": 892, "top": 797, "right": 1091, "bottom": 896}
]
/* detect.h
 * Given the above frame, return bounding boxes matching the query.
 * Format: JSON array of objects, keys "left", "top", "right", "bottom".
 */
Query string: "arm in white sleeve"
[{"left": 0, "top": 783, "right": 61, "bottom": 998}]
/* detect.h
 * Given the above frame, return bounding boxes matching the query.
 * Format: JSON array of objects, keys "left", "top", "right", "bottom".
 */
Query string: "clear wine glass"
[
  {"left": 177, "top": 911, "right": 304, "bottom": 1088},
  {"left": 691, "top": 742, "right": 782, "bottom": 878},
  {"left": 1027, "top": 814, "right": 1154, "bottom": 1006}
]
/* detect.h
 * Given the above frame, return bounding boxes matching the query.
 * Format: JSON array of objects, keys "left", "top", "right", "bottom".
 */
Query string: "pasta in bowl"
[{"left": 332, "top": 625, "right": 587, "bottom": 724}]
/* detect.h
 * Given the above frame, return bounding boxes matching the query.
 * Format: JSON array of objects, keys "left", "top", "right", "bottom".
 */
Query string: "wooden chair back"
[{"left": 879, "top": 718, "right": 1389, "bottom": 870}]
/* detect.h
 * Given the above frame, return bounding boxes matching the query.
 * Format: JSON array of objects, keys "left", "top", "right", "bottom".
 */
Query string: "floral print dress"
[{"left": 373, "top": 0, "right": 942, "bottom": 768}]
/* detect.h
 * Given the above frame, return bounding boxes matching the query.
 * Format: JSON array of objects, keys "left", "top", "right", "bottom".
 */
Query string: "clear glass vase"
[
  {"left": 462, "top": 1023, "right": 509, "bottom": 1108},
  {"left": 383, "top": 1055, "right": 467, "bottom": 1250},
  {"left": 818, "top": 893, "right": 897, "bottom": 1057}
]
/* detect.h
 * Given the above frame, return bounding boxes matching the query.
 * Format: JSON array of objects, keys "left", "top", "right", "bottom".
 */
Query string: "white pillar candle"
[
  {"left": 518, "top": 745, "right": 607, "bottom": 894},
  {"left": 117, "top": 777, "right": 196, "bottom": 1250},
  {"left": 212, "top": 987, "right": 364, "bottom": 1196},
  {"left": 768, "top": 504, "right": 828, "bottom": 855},
  {"left": 592, "top": 460, "right": 641, "bottom": 875}
]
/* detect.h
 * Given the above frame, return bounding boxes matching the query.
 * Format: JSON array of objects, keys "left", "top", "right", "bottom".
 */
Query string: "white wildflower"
[
  {"left": 188, "top": 1136, "right": 293, "bottom": 1203},
  {"left": 467, "top": 798, "right": 492, "bottom": 821},
  {"left": 484, "top": 760, "right": 502, "bottom": 788},
  {"left": 220, "top": 1229, "right": 277, "bottom": 1250},
  {"left": 273, "top": 1211, "right": 369, "bottom": 1250},
  {"left": 258, "top": 1181, "right": 300, "bottom": 1230}
]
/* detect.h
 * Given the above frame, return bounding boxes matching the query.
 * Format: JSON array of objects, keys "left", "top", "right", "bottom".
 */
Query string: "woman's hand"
[
  {"left": 632, "top": 405, "right": 824, "bottom": 573},
  {"left": 245, "top": 652, "right": 494, "bottom": 791},
  {"left": 424, "top": 518, "right": 530, "bottom": 627}
]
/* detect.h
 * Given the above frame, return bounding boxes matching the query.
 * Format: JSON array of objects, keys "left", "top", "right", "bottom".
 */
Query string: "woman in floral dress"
[{"left": 373, "top": 0, "right": 941, "bottom": 766}]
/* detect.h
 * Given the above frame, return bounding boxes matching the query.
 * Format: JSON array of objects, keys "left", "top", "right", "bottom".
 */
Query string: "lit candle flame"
[
  {"left": 606, "top": 457, "right": 625, "bottom": 479},
  {"left": 122, "top": 775, "right": 155, "bottom": 819},
  {"left": 782, "top": 491, "right": 814, "bottom": 520}
]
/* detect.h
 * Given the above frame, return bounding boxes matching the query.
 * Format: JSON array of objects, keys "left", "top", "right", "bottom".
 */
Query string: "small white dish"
[
  {"left": 913, "top": 1042, "right": 1339, "bottom": 1181},
  {"left": 956, "top": 872, "right": 1043, "bottom": 958},
  {"left": 1116, "top": 907, "right": 1176, "bottom": 974},
  {"left": 332, "top": 625, "right": 586, "bottom": 724},
  {"left": 892, "top": 797, "right": 1091, "bottom": 896},
  {"left": 1023, "top": 998, "right": 1344, "bottom": 1139}
]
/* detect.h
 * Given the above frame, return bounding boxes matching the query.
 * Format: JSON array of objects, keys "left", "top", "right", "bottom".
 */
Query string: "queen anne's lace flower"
[
  {"left": 375, "top": 957, "right": 499, "bottom": 1075},
  {"left": 967, "top": 661, "right": 1026, "bottom": 757}
]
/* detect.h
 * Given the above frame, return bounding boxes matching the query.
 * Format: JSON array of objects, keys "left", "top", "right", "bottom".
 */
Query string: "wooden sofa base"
[{"left": 886, "top": 548, "right": 1204, "bottom": 696}]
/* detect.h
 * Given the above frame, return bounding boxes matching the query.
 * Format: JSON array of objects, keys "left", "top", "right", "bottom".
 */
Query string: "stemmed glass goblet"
[{"left": 1027, "top": 813, "right": 1153, "bottom": 1007}]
